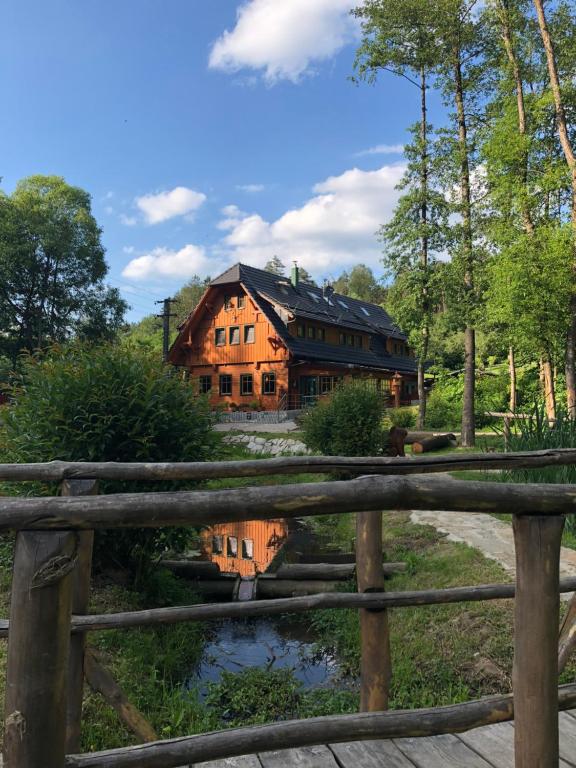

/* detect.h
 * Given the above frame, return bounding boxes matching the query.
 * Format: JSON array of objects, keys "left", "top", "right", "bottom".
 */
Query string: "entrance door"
[{"left": 299, "top": 376, "right": 318, "bottom": 407}]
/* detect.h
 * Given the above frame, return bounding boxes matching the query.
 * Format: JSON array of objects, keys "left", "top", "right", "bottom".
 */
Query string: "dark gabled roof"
[{"left": 211, "top": 262, "right": 407, "bottom": 339}]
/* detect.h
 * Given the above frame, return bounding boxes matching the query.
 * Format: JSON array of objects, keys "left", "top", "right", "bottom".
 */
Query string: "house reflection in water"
[{"left": 202, "top": 519, "right": 289, "bottom": 577}]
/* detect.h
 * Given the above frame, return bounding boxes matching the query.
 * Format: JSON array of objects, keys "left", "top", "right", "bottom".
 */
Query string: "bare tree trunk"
[
  {"left": 541, "top": 355, "right": 557, "bottom": 422},
  {"left": 509, "top": 346, "right": 517, "bottom": 412},
  {"left": 453, "top": 51, "right": 475, "bottom": 447},
  {"left": 534, "top": 0, "right": 576, "bottom": 417},
  {"left": 417, "top": 64, "right": 430, "bottom": 430}
]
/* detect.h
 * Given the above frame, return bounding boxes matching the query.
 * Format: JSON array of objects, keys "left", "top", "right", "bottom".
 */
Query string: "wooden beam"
[
  {"left": 64, "top": 685, "right": 576, "bottom": 768},
  {"left": 64, "top": 479, "right": 98, "bottom": 754},
  {"left": 1, "top": 447, "right": 576, "bottom": 482},
  {"left": 356, "top": 510, "right": 390, "bottom": 712},
  {"left": 4, "top": 474, "right": 576, "bottom": 530},
  {"left": 84, "top": 649, "right": 158, "bottom": 744},
  {"left": 3, "top": 530, "right": 77, "bottom": 768},
  {"left": 513, "top": 515, "right": 564, "bottom": 768}
]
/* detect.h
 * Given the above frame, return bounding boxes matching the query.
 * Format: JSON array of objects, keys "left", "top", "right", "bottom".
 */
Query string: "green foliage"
[
  {"left": 301, "top": 382, "right": 387, "bottom": 456},
  {"left": 425, "top": 370, "right": 512, "bottom": 430},
  {"left": 0, "top": 343, "right": 221, "bottom": 579},
  {"left": 332, "top": 264, "right": 386, "bottom": 304},
  {"left": 0, "top": 175, "right": 127, "bottom": 361},
  {"left": 264, "top": 255, "right": 286, "bottom": 276},
  {"left": 387, "top": 407, "right": 417, "bottom": 429}
]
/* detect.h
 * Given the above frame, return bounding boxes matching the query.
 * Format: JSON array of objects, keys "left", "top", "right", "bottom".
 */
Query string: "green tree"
[
  {"left": 334, "top": 264, "right": 386, "bottom": 304},
  {"left": 264, "top": 255, "right": 286, "bottom": 275},
  {"left": 0, "top": 176, "right": 126, "bottom": 361},
  {"left": 353, "top": 0, "right": 446, "bottom": 427}
]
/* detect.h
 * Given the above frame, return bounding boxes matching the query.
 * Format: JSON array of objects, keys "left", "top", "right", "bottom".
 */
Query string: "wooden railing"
[{"left": 3, "top": 449, "right": 576, "bottom": 767}]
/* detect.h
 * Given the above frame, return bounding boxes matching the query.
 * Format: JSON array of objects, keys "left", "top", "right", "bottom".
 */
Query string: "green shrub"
[
  {"left": 425, "top": 387, "right": 461, "bottom": 430},
  {"left": 0, "top": 343, "right": 221, "bottom": 580},
  {"left": 301, "top": 382, "right": 387, "bottom": 456},
  {"left": 387, "top": 407, "right": 416, "bottom": 430},
  {"left": 425, "top": 370, "right": 511, "bottom": 430}
]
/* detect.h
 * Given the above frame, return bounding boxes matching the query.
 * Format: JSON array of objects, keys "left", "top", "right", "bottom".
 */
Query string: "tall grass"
[{"left": 498, "top": 404, "right": 576, "bottom": 532}]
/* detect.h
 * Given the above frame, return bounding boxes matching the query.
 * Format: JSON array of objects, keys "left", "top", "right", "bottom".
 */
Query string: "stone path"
[
  {"left": 410, "top": 510, "right": 576, "bottom": 583},
  {"left": 214, "top": 421, "right": 300, "bottom": 433}
]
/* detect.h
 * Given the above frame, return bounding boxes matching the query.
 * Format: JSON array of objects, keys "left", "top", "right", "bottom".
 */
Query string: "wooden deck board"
[
  {"left": 394, "top": 733, "right": 496, "bottom": 768},
  {"left": 330, "top": 739, "right": 418, "bottom": 767},
  {"left": 195, "top": 756, "right": 263, "bottom": 768},
  {"left": 259, "top": 745, "right": 340, "bottom": 768}
]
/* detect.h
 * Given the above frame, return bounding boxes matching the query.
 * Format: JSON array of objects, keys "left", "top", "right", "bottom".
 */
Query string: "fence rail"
[{"left": 1, "top": 450, "right": 576, "bottom": 767}]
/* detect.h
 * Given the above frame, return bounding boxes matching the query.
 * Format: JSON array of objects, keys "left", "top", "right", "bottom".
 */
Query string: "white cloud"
[
  {"left": 219, "top": 163, "right": 406, "bottom": 274},
  {"left": 122, "top": 246, "right": 135, "bottom": 254},
  {"left": 120, "top": 214, "right": 137, "bottom": 227},
  {"left": 122, "top": 244, "right": 210, "bottom": 280},
  {"left": 355, "top": 144, "right": 405, "bottom": 157},
  {"left": 209, "top": 0, "right": 357, "bottom": 84},
  {"left": 135, "top": 186, "right": 207, "bottom": 225},
  {"left": 236, "top": 183, "right": 266, "bottom": 193}
]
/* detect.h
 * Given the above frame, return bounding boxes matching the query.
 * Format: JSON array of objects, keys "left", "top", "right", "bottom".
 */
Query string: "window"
[
  {"left": 338, "top": 299, "right": 349, "bottom": 309},
  {"left": 307, "top": 290, "right": 320, "bottom": 303},
  {"left": 219, "top": 375, "right": 232, "bottom": 396},
  {"left": 262, "top": 372, "right": 276, "bottom": 395},
  {"left": 212, "top": 535, "right": 223, "bottom": 554},
  {"left": 307, "top": 326, "right": 316, "bottom": 340},
  {"left": 199, "top": 375, "right": 212, "bottom": 394},
  {"left": 242, "top": 539, "right": 254, "bottom": 560},
  {"left": 237, "top": 294, "right": 246, "bottom": 309},
  {"left": 361, "top": 307, "right": 370, "bottom": 316},
  {"left": 347, "top": 334, "right": 355, "bottom": 346},
  {"left": 339, "top": 332, "right": 346, "bottom": 345},
  {"left": 229, "top": 326, "right": 240, "bottom": 345},
  {"left": 244, "top": 324, "right": 255, "bottom": 344},
  {"left": 356, "top": 336, "right": 363, "bottom": 348},
  {"left": 320, "top": 376, "right": 339, "bottom": 394},
  {"left": 224, "top": 295, "right": 233, "bottom": 310},
  {"left": 318, "top": 328, "right": 326, "bottom": 342},
  {"left": 227, "top": 536, "right": 238, "bottom": 557},
  {"left": 240, "top": 374, "right": 253, "bottom": 396},
  {"left": 297, "top": 324, "right": 305, "bottom": 338},
  {"left": 215, "top": 328, "right": 226, "bottom": 346}
]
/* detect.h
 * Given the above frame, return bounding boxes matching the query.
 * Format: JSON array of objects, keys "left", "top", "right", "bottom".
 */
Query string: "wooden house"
[
  {"left": 201, "top": 519, "right": 289, "bottom": 577},
  {"left": 168, "top": 262, "right": 418, "bottom": 410}
]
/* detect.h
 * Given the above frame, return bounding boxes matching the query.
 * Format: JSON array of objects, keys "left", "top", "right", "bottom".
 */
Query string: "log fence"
[{"left": 2, "top": 448, "right": 576, "bottom": 767}]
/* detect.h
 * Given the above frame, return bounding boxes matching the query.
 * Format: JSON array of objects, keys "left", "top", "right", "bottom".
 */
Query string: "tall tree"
[
  {"left": 333, "top": 264, "right": 386, "bottom": 304},
  {"left": 264, "top": 255, "right": 286, "bottom": 276},
  {"left": 0, "top": 176, "right": 126, "bottom": 361},
  {"left": 353, "top": 0, "right": 445, "bottom": 428},
  {"left": 533, "top": 0, "right": 576, "bottom": 417},
  {"left": 433, "top": 0, "right": 486, "bottom": 445}
]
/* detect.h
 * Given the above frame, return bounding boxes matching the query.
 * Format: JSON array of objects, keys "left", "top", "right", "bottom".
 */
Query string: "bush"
[
  {"left": 301, "top": 382, "right": 387, "bottom": 456},
  {"left": 387, "top": 407, "right": 416, "bottom": 430},
  {"left": 0, "top": 344, "right": 221, "bottom": 580},
  {"left": 425, "top": 370, "right": 511, "bottom": 431}
]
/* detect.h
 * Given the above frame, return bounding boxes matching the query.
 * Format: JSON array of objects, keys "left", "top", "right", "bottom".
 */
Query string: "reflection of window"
[
  {"left": 224, "top": 295, "right": 233, "bottom": 310},
  {"left": 307, "top": 326, "right": 316, "bottom": 340},
  {"left": 227, "top": 536, "right": 238, "bottom": 557},
  {"left": 230, "top": 326, "right": 240, "bottom": 345},
  {"left": 240, "top": 374, "right": 253, "bottom": 395},
  {"left": 339, "top": 333, "right": 346, "bottom": 345},
  {"left": 244, "top": 325, "right": 255, "bottom": 344},
  {"left": 219, "top": 375, "right": 232, "bottom": 395},
  {"left": 215, "top": 328, "right": 226, "bottom": 346},
  {"left": 297, "top": 324, "right": 305, "bottom": 338},
  {"left": 199, "top": 375, "right": 212, "bottom": 394},
  {"left": 212, "top": 535, "right": 223, "bottom": 554},
  {"left": 262, "top": 372, "right": 276, "bottom": 395},
  {"left": 347, "top": 334, "right": 354, "bottom": 346},
  {"left": 242, "top": 539, "right": 254, "bottom": 559},
  {"left": 237, "top": 294, "right": 246, "bottom": 309},
  {"left": 318, "top": 328, "right": 325, "bottom": 342}
]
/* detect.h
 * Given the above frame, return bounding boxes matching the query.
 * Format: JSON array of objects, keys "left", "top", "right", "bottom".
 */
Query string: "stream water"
[{"left": 188, "top": 521, "right": 357, "bottom": 696}]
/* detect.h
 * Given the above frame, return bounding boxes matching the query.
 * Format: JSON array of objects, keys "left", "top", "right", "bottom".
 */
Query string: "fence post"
[
  {"left": 356, "top": 510, "right": 391, "bottom": 711},
  {"left": 62, "top": 479, "right": 98, "bottom": 753},
  {"left": 3, "top": 529, "right": 77, "bottom": 768},
  {"left": 513, "top": 514, "right": 564, "bottom": 768}
]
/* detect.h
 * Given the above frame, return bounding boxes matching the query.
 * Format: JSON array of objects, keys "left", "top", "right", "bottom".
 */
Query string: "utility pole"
[{"left": 156, "top": 298, "right": 178, "bottom": 363}]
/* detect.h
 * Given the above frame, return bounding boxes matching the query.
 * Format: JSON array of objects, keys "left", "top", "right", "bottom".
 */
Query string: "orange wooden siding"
[{"left": 201, "top": 519, "right": 289, "bottom": 577}]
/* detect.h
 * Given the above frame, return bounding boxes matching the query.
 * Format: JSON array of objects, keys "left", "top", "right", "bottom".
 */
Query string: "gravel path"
[{"left": 411, "top": 510, "right": 576, "bottom": 583}]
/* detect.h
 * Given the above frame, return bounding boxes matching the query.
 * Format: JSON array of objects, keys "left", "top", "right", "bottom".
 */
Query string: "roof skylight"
[
  {"left": 338, "top": 300, "right": 349, "bottom": 309},
  {"left": 361, "top": 307, "right": 370, "bottom": 316},
  {"left": 307, "top": 291, "right": 320, "bottom": 302}
]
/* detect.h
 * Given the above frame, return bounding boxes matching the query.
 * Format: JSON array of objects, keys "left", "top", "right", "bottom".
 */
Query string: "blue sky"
[{"left": 1, "top": 0, "right": 447, "bottom": 321}]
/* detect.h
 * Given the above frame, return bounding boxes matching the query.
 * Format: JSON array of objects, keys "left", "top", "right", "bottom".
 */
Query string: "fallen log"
[
  {"left": 275, "top": 562, "right": 407, "bottom": 580},
  {"left": 412, "top": 434, "right": 457, "bottom": 454},
  {"left": 159, "top": 560, "right": 220, "bottom": 579},
  {"left": 84, "top": 649, "right": 158, "bottom": 744},
  {"left": 255, "top": 578, "right": 346, "bottom": 598},
  {"left": 298, "top": 552, "right": 356, "bottom": 564}
]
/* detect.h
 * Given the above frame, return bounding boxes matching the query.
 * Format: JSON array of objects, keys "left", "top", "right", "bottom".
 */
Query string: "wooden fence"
[{"left": 3, "top": 448, "right": 576, "bottom": 767}]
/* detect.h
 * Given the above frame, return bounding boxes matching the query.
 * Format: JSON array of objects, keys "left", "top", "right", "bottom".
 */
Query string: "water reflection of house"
[{"left": 202, "top": 519, "right": 288, "bottom": 577}]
